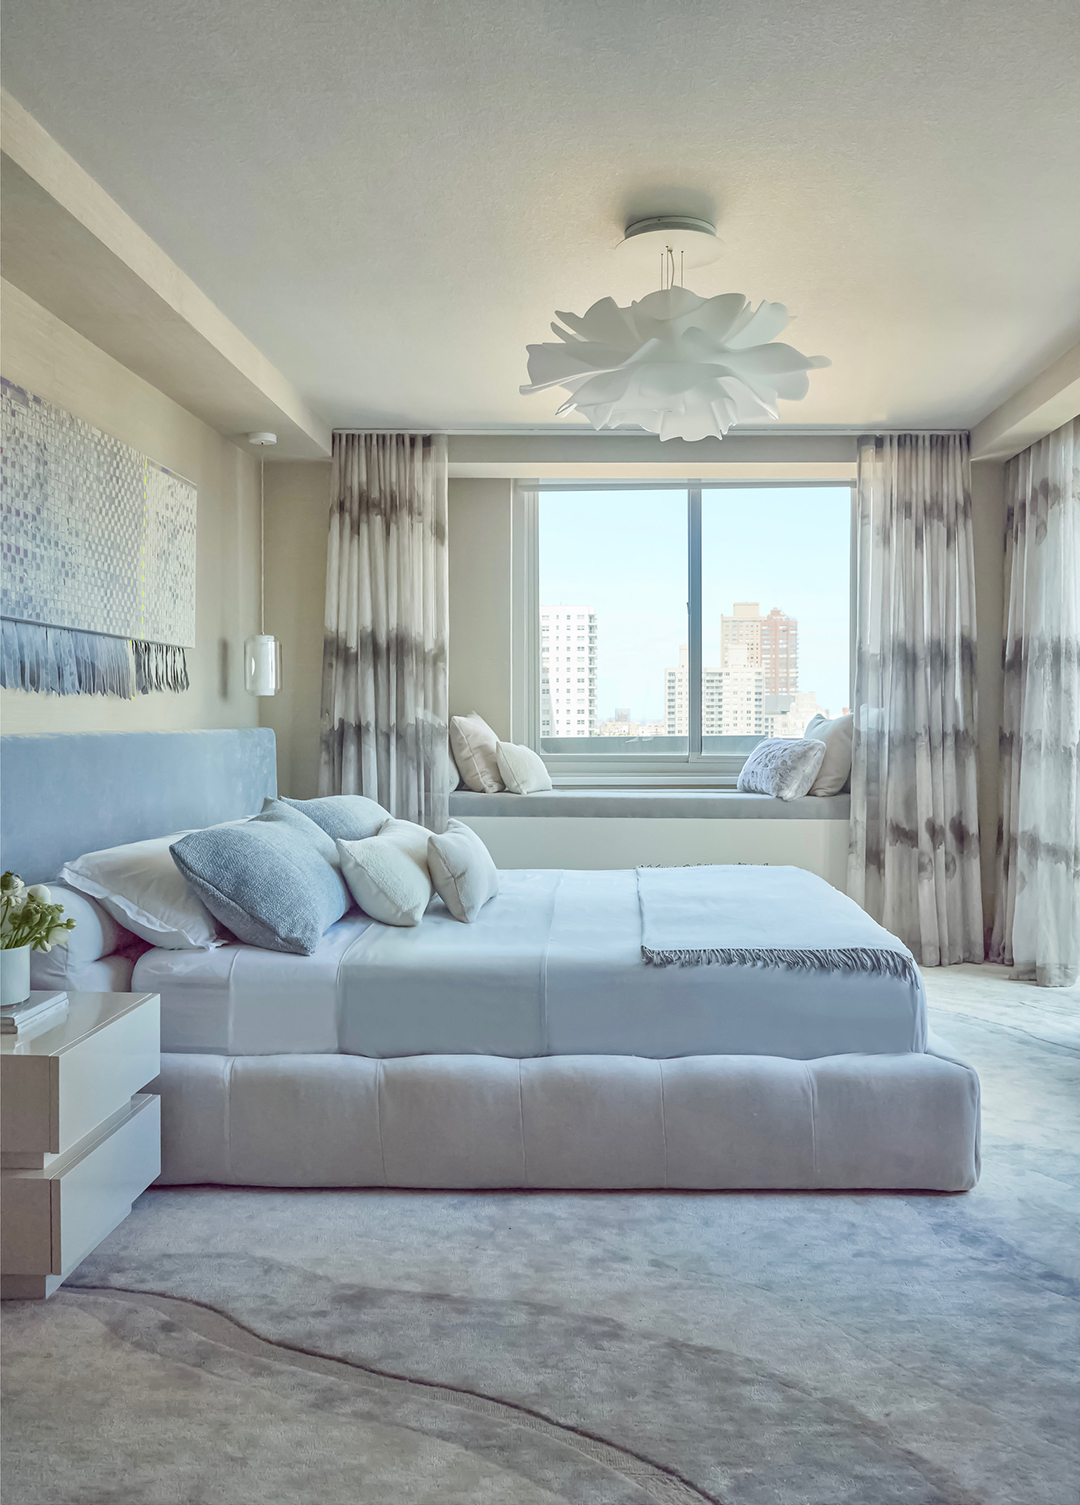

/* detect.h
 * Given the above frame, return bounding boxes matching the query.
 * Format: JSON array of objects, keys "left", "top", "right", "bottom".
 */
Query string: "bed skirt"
[{"left": 152, "top": 1035, "right": 980, "bottom": 1192}]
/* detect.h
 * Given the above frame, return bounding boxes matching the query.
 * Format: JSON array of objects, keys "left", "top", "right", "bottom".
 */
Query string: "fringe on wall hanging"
[
  {"left": 1, "top": 619, "right": 188, "bottom": 698},
  {"left": 133, "top": 640, "right": 190, "bottom": 695}
]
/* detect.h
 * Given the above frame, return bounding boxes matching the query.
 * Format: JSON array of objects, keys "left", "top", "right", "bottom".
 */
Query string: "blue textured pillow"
[
  {"left": 171, "top": 802, "right": 350, "bottom": 955},
  {"left": 276, "top": 794, "right": 389, "bottom": 842}
]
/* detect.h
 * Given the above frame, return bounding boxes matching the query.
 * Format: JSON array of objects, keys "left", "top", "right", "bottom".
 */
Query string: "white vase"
[{"left": 1, "top": 944, "right": 31, "bottom": 1007}]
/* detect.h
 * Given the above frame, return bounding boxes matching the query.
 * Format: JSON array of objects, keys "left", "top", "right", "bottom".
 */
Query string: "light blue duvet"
[{"left": 337, "top": 867, "right": 927, "bottom": 1060}]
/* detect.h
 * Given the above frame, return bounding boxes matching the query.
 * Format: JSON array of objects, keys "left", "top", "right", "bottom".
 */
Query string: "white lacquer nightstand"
[{"left": 1, "top": 991, "right": 161, "bottom": 1300}]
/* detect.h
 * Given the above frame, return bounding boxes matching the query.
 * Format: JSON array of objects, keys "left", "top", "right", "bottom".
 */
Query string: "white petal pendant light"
[
  {"left": 520, "top": 217, "right": 830, "bottom": 441},
  {"left": 244, "top": 433, "right": 283, "bottom": 696}
]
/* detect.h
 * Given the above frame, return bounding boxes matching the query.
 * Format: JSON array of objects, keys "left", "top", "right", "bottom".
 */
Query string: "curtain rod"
[{"left": 332, "top": 425, "right": 972, "bottom": 437}]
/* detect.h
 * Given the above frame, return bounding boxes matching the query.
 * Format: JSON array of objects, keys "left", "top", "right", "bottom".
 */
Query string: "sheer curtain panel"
[
  {"left": 848, "top": 434, "right": 983, "bottom": 965},
  {"left": 319, "top": 433, "right": 450, "bottom": 831},
  {"left": 991, "top": 417, "right": 1080, "bottom": 986}
]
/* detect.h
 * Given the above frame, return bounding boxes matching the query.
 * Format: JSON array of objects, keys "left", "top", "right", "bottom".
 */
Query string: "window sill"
[{"left": 449, "top": 790, "right": 850, "bottom": 821}]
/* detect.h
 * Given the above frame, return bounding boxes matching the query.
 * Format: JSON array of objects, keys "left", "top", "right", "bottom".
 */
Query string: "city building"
[
  {"left": 665, "top": 645, "right": 765, "bottom": 736},
  {"left": 597, "top": 709, "right": 667, "bottom": 737},
  {"left": 714, "top": 644, "right": 765, "bottom": 735},
  {"left": 720, "top": 602, "right": 763, "bottom": 669},
  {"left": 540, "top": 606, "right": 597, "bottom": 737},
  {"left": 762, "top": 691, "right": 827, "bottom": 738},
  {"left": 761, "top": 606, "right": 798, "bottom": 695},
  {"left": 720, "top": 602, "right": 799, "bottom": 696},
  {"left": 664, "top": 647, "right": 692, "bottom": 734}
]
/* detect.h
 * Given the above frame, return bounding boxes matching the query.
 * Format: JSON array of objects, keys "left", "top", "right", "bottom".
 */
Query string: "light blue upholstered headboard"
[{"left": 0, "top": 728, "right": 277, "bottom": 883}]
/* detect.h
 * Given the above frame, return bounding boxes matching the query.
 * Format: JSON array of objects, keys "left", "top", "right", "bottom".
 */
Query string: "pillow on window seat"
[
  {"left": 427, "top": 820, "right": 499, "bottom": 922},
  {"left": 450, "top": 713, "right": 505, "bottom": 793},
  {"left": 171, "top": 802, "right": 350, "bottom": 955},
  {"left": 804, "top": 712, "right": 854, "bottom": 796},
  {"left": 337, "top": 818, "right": 433, "bottom": 927},
  {"left": 495, "top": 741, "right": 553, "bottom": 794},
  {"left": 737, "top": 737, "right": 826, "bottom": 801}
]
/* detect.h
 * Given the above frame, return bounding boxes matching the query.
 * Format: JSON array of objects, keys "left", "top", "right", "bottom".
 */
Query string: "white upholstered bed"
[{"left": 1, "top": 729, "right": 981, "bottom": 1191}]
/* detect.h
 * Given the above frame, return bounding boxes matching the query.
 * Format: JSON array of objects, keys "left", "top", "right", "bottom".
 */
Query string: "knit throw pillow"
[{"left": 736, "top": 738, "right": 827, "bottom": 801}]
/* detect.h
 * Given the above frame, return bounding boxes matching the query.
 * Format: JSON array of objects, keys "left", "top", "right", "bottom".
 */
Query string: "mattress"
[
  {"left": 135, "top": 916, "right": 371, "bottom": 1054},
  {"left": 144, "top": 869, "right": 926, "bottom": 1060}
]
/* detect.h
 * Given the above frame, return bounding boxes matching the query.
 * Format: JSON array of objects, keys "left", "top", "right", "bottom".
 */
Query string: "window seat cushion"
[{"left": 448, "top": 790, "right": 850, "bottom": 821}]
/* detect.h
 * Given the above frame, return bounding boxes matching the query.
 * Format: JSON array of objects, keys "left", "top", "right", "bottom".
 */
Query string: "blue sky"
[{"left": 539, "top": 487, "right": 851, "bottom": 724}]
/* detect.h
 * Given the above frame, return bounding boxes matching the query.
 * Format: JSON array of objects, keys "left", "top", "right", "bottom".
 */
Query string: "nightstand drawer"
[
  {"left": 2, "top": 1093, "right": 161, "bottom": 1277},
  {"left": 2, "top": 993, "right": 160, "bottom": 1157}
]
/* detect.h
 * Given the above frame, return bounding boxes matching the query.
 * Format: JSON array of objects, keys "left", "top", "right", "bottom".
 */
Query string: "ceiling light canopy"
[{"left": 521, "top": 216, "right": 830, "bottom": 441}]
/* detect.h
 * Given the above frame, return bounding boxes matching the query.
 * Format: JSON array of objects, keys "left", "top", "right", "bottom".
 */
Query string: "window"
[{"left": 524, "top": 483, "right": 853, "bottom": 783}]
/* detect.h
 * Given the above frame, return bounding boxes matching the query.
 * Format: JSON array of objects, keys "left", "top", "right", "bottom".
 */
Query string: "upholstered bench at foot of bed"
[{"left": 152, "top": 1035, "right": 980, "bottom": 1192}]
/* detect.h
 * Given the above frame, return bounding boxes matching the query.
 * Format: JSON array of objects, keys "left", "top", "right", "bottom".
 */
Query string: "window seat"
[{"left": 449, "top": 790, "right": 850, "bottom": 821}]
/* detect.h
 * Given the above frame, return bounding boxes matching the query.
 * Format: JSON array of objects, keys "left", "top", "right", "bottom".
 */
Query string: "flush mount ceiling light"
[{"left": 520, "top": 215, "right": 830, "bottom": 441}]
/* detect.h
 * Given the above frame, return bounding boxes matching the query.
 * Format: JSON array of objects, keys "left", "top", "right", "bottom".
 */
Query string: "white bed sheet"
[{"left": 135, "top": 915, "right": 371, "bottom": 1054}]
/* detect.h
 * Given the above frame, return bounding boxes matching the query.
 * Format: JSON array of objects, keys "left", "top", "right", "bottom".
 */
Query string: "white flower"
[
  {"left": 27, "top": 884, "right": 52, "bottom": 904},
  {"left": 4, "top": 887, "right": 27, "bottom": 914},
  {"left": 521, "top": 287, "right": 830, "bottom": 442},
  {"left": 46, "top": 924, "right": 71, "bottom": 949}
]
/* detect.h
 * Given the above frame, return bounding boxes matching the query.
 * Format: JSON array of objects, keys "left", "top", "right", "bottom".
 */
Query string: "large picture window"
[{"left": 532, "top": 483, "right": 853, "bottom": 781}]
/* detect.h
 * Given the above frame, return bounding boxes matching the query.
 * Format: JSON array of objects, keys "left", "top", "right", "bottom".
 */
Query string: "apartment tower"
[
  {"left": 540, "top": 606, "right": 597, "bottom": 738},
  {"left": 720, "top": 602, "right": 798, "bottom": 696}
]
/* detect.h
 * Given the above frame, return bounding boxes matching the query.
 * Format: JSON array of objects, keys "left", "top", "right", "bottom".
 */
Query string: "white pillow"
[
  {"left": 39, "top": 880, "right": 135, "bottom": 965},
  {"left": 449, "top": 713, "right": 505, "bottom": 794},
  {"left": 736, "top": 738, "right": 826, "bottom": 801},
  {"left": 804, "top": 712, "right": 854, "bottom": 796},
  {"left": 495, "top": 741, "right": 553, "bottom": 795},
  {"left": 61, "top": 835, "right": 224, "bottom": 949},
  {"left": 427, "top": 819, "right": 500, "bottom": 923},
  {"left": 336, "top": 818, "right": 433, "bottom": 927}
]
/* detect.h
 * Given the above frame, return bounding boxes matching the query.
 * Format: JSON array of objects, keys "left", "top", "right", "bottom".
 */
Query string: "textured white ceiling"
[{"left": 2, "top": 0, "right": 1078, "bottom": 431}]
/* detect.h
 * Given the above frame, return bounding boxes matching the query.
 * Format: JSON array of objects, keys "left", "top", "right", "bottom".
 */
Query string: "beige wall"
[
  {"left": 447, "top": 478, "right": 513, "bottom": 736},
  {"left": 1, "top": 281, "right": 261, "bottom": 734},
  {"left": 970, "top": 459, "right": 1007, "bottom": 935},
  {"left": 259, "top": 460, "right": 331, "bottom": 797}
]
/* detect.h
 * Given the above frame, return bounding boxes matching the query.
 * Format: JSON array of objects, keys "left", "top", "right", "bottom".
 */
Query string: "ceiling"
[{"left": 2, "top": 0, "right": 1078, "bottom": 433}]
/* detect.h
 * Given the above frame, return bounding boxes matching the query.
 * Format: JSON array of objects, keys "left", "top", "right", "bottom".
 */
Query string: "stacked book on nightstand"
[{"left": 0, "top": 991, "right": 68, "bottom": 1035}]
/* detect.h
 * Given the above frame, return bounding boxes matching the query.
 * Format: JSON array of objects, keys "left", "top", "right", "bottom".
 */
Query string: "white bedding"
[
  {"left": 135, "top": 916, "right": 371, "bottom": 1054},
  {"left": 142, "top": 869, "right": 926, "bottom": 1060}
]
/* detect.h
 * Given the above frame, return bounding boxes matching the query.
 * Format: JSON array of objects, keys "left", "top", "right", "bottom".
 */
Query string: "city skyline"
[
  {"left": 539, "top": 487, "right": 851, "bottom": 726},
  {"left": 543, "top": 598, "right": 837, "bottom": 741}
]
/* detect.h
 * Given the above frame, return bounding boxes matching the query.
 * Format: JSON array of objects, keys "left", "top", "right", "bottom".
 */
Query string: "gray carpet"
[{"left": 3, "top": 964, "right": 1077, "bottom": 1505}]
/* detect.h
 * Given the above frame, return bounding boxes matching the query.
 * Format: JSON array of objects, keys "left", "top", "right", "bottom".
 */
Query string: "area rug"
[{"left": 2, "top": 966, "right": 1077, "bottom": 1504}]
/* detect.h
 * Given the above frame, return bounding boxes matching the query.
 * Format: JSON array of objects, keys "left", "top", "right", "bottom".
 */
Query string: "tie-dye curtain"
[
  {"left": 991, "top": 417, "right": 1080, "bottom": 987},
  {"left": 319, "top": 433, "right": 450, "bottom": 831},
  {"left": 848, "top": 434, "right": 983, "bottom": 965}
]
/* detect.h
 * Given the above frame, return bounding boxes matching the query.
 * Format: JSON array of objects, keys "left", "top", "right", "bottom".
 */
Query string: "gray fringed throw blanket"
[{"left": 637, "top": 864, "right": 919, "bottom": 982}]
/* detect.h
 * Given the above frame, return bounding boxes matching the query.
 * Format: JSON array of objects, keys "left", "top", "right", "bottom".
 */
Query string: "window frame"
[{"left": 512, "top": 479, "right": 857, "bottom": 788}]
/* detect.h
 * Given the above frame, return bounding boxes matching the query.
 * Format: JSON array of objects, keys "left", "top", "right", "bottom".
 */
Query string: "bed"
[{"left": 1, "top": 728, "right": 981, "bottom": 1191}]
